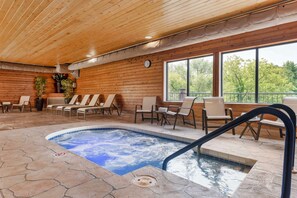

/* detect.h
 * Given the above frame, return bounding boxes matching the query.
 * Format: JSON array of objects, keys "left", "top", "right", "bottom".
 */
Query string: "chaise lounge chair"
[
  {"left": 165, "top": 97, "right": 197, "bottom": 129},
  {"left": 77, "top": 94, "right": 119, "bottom": 119},
  {"left": 55, "top": 94, "right": 91, "bottom": 115},
  {"left": 64, "top": 94, "right": 100, "bottom": 117},
  {"left": 11, "top": 96, "right": 31, "bottom": 112},
  {"left": 134, "top": 96, "right": 157, "bottom": 124},
  {"left": 46, "top": 95, "right": 79, "bottom": 113}
]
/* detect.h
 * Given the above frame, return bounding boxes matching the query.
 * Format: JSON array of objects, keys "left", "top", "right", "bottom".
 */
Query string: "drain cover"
[{"left": 132, "top": 175, "right": 157, "bottom": 188}]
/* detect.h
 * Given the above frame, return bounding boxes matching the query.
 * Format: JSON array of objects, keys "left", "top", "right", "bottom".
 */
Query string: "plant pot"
[
  {"left": 56, "top": 81, "right": 62, "bottom": 93},
  {"left": 35, "top": 98, "right": 44, "bottom": 111},
  {"left": 64, "top": 98, "right": 71, "bottom": 104}
]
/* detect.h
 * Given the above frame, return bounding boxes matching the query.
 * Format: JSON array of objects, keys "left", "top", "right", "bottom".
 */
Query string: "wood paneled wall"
[
  {"left": 77, "top": 21, "right": 297, "bottom": 138},
  {"left": 0, "top": 69, "right": 55, "bottom": 107}
]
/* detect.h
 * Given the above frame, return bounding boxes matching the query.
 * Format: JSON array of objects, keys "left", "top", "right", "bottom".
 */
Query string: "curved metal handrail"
[{"left": 162, "top": 106, "right": 295, "bottom": 198}]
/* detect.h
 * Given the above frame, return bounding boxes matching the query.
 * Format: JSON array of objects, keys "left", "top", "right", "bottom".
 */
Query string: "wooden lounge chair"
[
  {"left": 56, "top": 94, "right": 91, "bottom": 115},
  {"left": 77, "top": 94, "right": 119, "bottom": 119},
  {"left": 64, "top": 94, "right": 100, "bottom": 117},
  {"left": 46, "top": 95, "right": 79, "bottom": 113},
  {"left": 166, "top": 97, "right": 197, "bottom": 129},
  {"left": 202, "top": 97, "right": 234, "bottom": 135},
  {"left": 11, "top": 96, "right": 31, "bottom": 112},
  {"left": 256, "top": 97, "right": 297, "bottom": 140},
  {"left": 134, "top": 96, "right": 157, "bottom": 124}
]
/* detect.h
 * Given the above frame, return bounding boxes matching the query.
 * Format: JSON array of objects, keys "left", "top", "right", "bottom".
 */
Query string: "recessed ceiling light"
[
  {"left": 86, "top": 54, "right": 92, "bottom": 58},
  {"left": 145, "top": 36, "right": 153, "bottom": 39}
]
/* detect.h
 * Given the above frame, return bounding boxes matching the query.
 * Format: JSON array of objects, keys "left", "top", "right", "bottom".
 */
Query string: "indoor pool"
[{"left": 49, "top": 128, "right": 251, "bottom": 196}]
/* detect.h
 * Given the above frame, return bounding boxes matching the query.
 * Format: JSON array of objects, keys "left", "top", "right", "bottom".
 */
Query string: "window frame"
[
  {"left": 165, "top": 54, "right": 214, "bottom": 102},
  {"left": 220, "top": 40, "right": 297, "bottom": 104}
]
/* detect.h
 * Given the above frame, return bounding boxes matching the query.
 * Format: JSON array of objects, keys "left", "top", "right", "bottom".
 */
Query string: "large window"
[
  {"left": 222, "top": 42, "right": 297, "bottom": 103},
  {"left": 166, "top": 55, "right": 213, "bottom": 101}
]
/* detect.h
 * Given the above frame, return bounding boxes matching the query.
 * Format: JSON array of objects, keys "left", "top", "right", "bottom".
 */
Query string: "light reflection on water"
[{"left": 51, "top": 128, "right": 251, "bottom": 196}]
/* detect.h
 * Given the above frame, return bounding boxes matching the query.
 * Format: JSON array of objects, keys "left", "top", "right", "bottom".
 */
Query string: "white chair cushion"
[
  {"left": 260, "top": 119, "right": 285, "bottom": 128},
  {"left": 136, "top": 110, "right": 152, "bottom": 113},
  {"left": 207, "top": 115, "right": 231, "bottom": 120}
]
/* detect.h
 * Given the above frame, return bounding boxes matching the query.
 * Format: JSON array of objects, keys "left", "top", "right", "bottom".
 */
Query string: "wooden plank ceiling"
[{"left": 0, "top": 0, "right": 281, "bottom": 66}]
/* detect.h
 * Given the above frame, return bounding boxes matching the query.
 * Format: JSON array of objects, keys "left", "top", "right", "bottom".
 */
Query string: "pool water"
[{"left": 50, "top": 128, "right": 251, "bottom": 196}]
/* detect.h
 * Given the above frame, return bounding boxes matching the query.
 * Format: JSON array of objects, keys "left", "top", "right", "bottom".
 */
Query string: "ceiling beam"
[
  {"left": 0, "top": 61, "right": 56, "bottom": 73},
  {"left": 69, "top": 1, "right": 297, "bottom": 70}
]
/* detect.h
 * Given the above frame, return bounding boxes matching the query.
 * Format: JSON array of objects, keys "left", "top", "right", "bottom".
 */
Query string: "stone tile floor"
[{"left": 0, "top": 111, "right": 297, "bottom": 197}]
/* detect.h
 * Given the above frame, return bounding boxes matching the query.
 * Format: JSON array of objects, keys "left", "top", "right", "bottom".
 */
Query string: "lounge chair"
[
  {"left": 166, "top": 97, "right": 197, "bottom": 129},
  {"left": 46, "top": 95, "right": 79, "bottom": 113},
  {"left": 0, "top": 102, "right": 3, "bottom": 113},
  {"left": 77, "top": 94, "right": 119, "bottom": 119},
  {"left": 11, "top": 96, "right": 31, "bottom": 112},
  {"left": 202, "top": 97, "right": 234, "bottom": 135},
  {"left": 56, "top": 94, "right": 91, "bottom": 115},
  {"left": 256, "top": 97, "right": 297, "bottom": 140},
  {"left": 64, "top": 94, "right": 100, "bottom": 117},
  {"left": 134, "top": 96, "right": 157, "bottom": 124}
]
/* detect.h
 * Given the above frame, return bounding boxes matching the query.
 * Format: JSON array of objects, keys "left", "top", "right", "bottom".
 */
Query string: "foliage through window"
[
  {"left": 166, "top": 56, "right": 213, "bottom": 101},
  {"left": 222, "top": 42, "right": 297, "bottom": 103}
]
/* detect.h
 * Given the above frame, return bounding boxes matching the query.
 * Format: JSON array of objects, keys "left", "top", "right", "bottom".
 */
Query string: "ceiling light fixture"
[
  {"left": 86, "top": 54, "right": 92, "bottom": 58},
  {"left": 145, "top": 36, "right": 153, "bottom": 39}
]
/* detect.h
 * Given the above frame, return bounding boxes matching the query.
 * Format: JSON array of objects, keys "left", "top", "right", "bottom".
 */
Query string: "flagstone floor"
[{"left": 0, "top": 111, "right": 296, "bottom": 197}]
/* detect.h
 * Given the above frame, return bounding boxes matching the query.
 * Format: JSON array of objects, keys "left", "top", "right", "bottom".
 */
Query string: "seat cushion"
[
  {"left": 207, "top": 115, "right": 231, "bottom": 120},
  {"left": 77, "top": 107, "right": 100, "bottom": 112},
  {"left": 136, "top": 110, "right": 152, "bottom": 113},
  {"left": 260, "top": 119, "right": 285, "bottom": 128}
]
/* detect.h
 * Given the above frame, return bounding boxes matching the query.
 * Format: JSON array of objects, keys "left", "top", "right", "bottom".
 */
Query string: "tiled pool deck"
[{"left": 0, "top": 112, "right": 297, "bottom": 197}]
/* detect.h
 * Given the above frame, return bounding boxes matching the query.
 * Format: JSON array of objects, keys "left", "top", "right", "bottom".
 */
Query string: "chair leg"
[
  {"left": 173, "top": 115, "right": 178, "bottom": 130},
  {"left": 151, "top": 111, "right": 153, "bottom": 124},
  {"left": 205, "top": 118, "right": 208, "bottom": 135},
  {"left": 202, "top": 110, "right": 205, "bottom": 130},
  {"left": 279, "top": 128, "right": 284, "bottom": 138},
  {"left": 182, "top": 116, "right": 185, "bottom": 125},
  {"left": 256, "top": 123, "right": 262, "bottom": 140},
  {"left": 134, "top": 112, "right": 137, "bottom": 123},
  {"left": 192, "top": 110, "right": 196, "bottom": 129}
]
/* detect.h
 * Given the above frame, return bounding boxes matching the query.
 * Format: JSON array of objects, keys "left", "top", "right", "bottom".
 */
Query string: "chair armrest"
[{"left": 135, "top": 104, "right": 142, "bottom": 111}]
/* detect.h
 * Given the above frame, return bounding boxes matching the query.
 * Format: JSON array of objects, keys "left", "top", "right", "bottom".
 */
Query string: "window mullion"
[
  {"left": 187, "top": 59, "right": 190, "bottom": 96},
  {"left": 255, "top": 48, "right": 259, "bottom": 103}
]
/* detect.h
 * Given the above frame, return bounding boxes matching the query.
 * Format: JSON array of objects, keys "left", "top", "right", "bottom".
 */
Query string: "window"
[
  {"left": 222, "top": 42, "right": 297, "bottom": 103},
  {"left": 166, "top": 55, "right": 213, "bottom": 101}
]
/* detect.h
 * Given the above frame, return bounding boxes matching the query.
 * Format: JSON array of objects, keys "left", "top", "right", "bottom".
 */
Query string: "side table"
[
  {"left": 156, "top": 107, "right": 170, "bottom": 126},
  {"left": 2, "top": 102, "right": 12, "bottom": 113},
  {"left": 238, "top": 113, "right": 260, "bottom": 140}
]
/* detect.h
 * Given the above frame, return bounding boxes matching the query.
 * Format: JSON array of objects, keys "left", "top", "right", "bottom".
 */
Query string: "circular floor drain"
[{"left": 132, "top": 175, "right": 157, "bottom": 188}]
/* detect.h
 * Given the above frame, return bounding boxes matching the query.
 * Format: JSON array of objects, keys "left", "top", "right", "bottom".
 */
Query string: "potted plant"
[
  {"left": 61, "top": 78, "right": 74, "bottom": 104},
  {"left": 34, "top": 76, "right": 47, "bottom": 111},
  {"left": 52, "top": 73, "right": 68, "bottom": 93}
]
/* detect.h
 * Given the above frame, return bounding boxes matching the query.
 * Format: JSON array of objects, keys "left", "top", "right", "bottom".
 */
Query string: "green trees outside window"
[
  {"left": 222, "top": 42, "right": 297, "bottom": 103},
  {"left": 166, "top": 56, "right": 213, "bottom": 101}
]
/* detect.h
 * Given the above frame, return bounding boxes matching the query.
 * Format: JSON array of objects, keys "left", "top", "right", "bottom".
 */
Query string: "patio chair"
[
  {"left": 256, "top": 97, "right": 297, "bottom": 140},
  {"left": 77, "top": 94, "right": 119, "bottom": 119},
  {"left": 134, "top": 96, "right": 157, "bottom": 124},
  {"left": 64, "top": 94, "right": 100, "bottom": 117},
  {"left": 202, "top": 97, "right": 234, "bottom": 135},
  {"left": 11, "top": 96, "right": 31, "bottom": 112},
  {"left": 55, "top": 94, "right": 91, "bottom": 115},
  {"left": 46, "top": 95, "right": 79, "bottom": 113},
  {"left": 0, "top": 102, "right": 3, "bottom": 113},
  {"left": 166, "top": 97, "right": 197, "bottom": 129}
]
